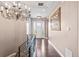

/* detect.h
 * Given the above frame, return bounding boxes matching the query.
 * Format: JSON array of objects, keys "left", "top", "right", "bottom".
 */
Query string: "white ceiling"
[
  {"left": 0, "top": 1, "right": 60, "bottom": 18},
  {"left": 21, "top": 1, "right": 60, "bottom": 18}
]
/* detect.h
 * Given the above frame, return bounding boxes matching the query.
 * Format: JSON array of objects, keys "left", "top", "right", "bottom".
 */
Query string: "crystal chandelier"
[{"left": 0, "top": 1, "right": 31, "bottom": 20}]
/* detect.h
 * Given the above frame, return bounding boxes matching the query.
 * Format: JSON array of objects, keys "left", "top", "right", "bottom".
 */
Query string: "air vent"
[{"left": 38, "top": 3, "right": 44, "bottom": 6}]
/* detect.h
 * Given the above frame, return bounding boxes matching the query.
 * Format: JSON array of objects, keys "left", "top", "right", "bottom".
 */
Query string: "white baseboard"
[
  {"left": 7, "top": 52, "right": 16, "bottom": 57},
  {"left": 48, "top": 40, "right": 64, "bottom": 57}
]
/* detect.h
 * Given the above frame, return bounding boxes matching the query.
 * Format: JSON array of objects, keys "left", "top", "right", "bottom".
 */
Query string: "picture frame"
[{"left": 50, "top": 7, "right": 61, "bottom": 31}]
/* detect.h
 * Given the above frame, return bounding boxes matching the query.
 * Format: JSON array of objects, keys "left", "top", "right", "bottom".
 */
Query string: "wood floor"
[{"left": 35, "top": 39, "right": 61, "bottom": 57}]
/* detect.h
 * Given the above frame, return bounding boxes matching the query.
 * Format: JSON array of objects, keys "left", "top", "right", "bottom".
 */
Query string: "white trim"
[
  {"left": 48, "top": 40, "right": 64, "bottom": 57},
  {"left": 7, "top": 52, "right": 16, "bottom": 57}
]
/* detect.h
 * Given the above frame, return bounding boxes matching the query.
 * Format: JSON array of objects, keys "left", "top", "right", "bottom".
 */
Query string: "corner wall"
[{"left": 78, "top": 1, "right": 79, "bottom": 57}]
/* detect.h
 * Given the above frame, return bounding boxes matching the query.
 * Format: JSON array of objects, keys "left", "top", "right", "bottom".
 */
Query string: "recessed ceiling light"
[{"left": 37, "top": 16, "right": 41, "bottom": 18}]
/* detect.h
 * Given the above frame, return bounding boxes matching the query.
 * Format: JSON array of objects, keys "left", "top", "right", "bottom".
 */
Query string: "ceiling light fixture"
[{"left": 0, "top": 1, "right": 31, "bottom": 20}]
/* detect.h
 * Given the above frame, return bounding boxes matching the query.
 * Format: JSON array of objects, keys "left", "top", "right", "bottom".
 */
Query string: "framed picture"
[{"left": 50, "top": 7, "right": 61, "bottom": 31}]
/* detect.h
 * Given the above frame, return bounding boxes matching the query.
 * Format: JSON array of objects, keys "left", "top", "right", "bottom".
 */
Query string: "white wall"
[
  {"left": 49, "top": 2, "right": 78, "bottom": 57},
  {"left": 0, "top": 16, "right": 16, "bottom": 56},
  {"left": 15, "top": 20, "right": 26, "bottom": 47},
  {"left": 0, "top": 15, "right": 26, "bottom": 56}
]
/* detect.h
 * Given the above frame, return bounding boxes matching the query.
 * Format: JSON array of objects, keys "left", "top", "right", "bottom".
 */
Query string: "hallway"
[
  {"left": 0, "top": 1, "right": 78, "bottom": 57},
  {"left": 36, "top": 39, "right": 60, "bottom": 57}
]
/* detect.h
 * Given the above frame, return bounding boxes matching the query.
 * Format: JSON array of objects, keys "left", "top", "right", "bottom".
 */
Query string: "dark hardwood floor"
[{"left": 35, "top": 39, "right": 61, "bottom": 57}]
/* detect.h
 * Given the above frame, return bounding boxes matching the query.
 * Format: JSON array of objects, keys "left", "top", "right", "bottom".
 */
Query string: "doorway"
[{"left": 33, "top": 19, "right": 45, "bottom": 38}]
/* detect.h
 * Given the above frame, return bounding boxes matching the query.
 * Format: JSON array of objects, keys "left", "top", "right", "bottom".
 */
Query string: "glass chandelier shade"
[{"left": 0, "top": 1, "right": 31, "bottom": 20}]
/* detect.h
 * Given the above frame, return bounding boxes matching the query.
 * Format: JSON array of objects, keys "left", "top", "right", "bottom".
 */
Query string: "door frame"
[{"left": 32, "top": 18, "right": 48, "bottom": 39}]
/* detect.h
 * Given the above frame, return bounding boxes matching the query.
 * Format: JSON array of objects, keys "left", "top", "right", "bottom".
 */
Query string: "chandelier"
[{"left": 0, "top": 1, "right": 31, "bottom": 20}]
